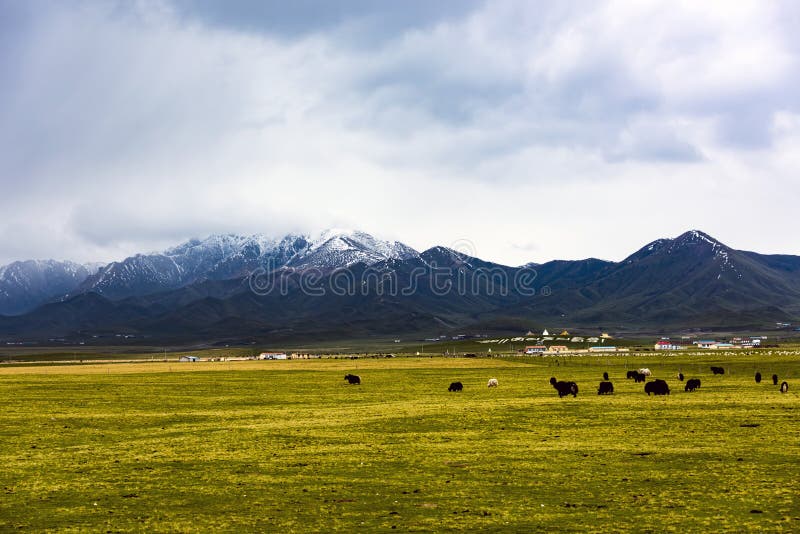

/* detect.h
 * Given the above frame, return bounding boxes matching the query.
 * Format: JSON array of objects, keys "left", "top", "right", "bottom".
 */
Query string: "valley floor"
[{"left": 1, "top": 355, "right": 798, "bottom": 532}]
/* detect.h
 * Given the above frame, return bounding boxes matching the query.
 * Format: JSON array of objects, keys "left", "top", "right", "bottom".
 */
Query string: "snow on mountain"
[
  {"left": 0, "top": 260, "right": 100, "bottom": 315},
  {"left": 75, "top": 230, "right": 419, "bottom": 300},
  {"left": 5, "top": 228, "right": 774, "bottom": 319},
  {"left": 624, "top": 230, "right": 741, "bottom": 277},
  {"left": 4, "top": 229, "right": 800, "bottom": 337},
  {"left": 419, "top": 246, "right": 477, "bottom": 269},
  {"left": 670, "top": 230, "right": 740, "bottom": 277},
  {"left": 286, "top": 229, "right": 419, "bottom": 270},
  {"left": 78, "top": 234, "right": 285, "bottom": 299}
]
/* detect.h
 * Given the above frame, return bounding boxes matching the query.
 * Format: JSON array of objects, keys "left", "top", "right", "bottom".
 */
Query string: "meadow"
[{"left": 1, "top": 353, "right": 798, "bottom": 532}]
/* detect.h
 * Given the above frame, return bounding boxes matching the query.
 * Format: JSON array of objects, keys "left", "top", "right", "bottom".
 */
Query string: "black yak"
[
  {"left": 344, "top": 374, "right": 361, "bottom": 385},
  {"left": 633, "top": 372, "right": 646, "bottom": 383},
  {"left": 780, "top": 381, "right": 788, "bottom": 393},
  {"left": 550, "top": 377, "right": 578, "bottom": 398},
  {"left": 603, "top": 372, "right": 609, "bottom": 381},
  {"left": 626, "top": 370, "right": 638, "bottom": 379},
  {"left": 597, "top": 381, "right": 614, "bottom": 395},
  {"left": 710, "top": 366, "right": 725, "bottom": 375},
  {"left": 448, "top": 381, "right": 463, "bottom": 392},
  {"left": 773, "top": 374, "right": 779, "bottom": 385},
  {"left": 755, "top": 372, "right": 762, "bottom": 384},
  {"left": 678, "top": 372, "right": 684, "bottom": 382},
  {"left": 645, "top": 379, "right": 670, "bottom": 396},
  {"left": 684, "top": 378, "right": 701, "bottom": 392}
]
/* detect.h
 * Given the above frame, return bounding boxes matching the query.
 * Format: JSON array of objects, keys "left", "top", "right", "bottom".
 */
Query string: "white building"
[
  {"left": 589, "top": 346, "right": 617, "bottom": 353},
  {"left": 259, "top": 352, "right": 288, "bottom": 360},
  {"left": 524, "top": 345, "right": 547, "bottom": 354},
  {"left": 655, "top": 341, "right": 685, "bottom": 351}
]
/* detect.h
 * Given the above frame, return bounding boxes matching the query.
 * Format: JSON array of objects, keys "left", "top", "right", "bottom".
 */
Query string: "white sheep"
[
  {"left": 638, "top": 368, "right": 652, "bottom": 377},
  {"left": 487, "top": 378, "right": 499, "bottom": 388}
]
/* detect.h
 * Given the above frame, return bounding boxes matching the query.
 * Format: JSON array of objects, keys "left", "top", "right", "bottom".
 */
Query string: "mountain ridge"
[
  {"left": 1, "top": 229, "right": 798, "bottom": 341},
  {"left": 0, "top": 229, "right": 420, "bottom": 314}
]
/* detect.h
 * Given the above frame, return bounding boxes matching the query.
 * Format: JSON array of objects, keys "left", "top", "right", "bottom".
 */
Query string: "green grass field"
[{"left": 1, "top": 353, "right": 798, "bottom": 532}]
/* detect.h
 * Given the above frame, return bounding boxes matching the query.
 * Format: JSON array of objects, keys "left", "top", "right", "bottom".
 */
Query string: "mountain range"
[{"left": 1, "top": 229, "right": 798, "bottom": 343}]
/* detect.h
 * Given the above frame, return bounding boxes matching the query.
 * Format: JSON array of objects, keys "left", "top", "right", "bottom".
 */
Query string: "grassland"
[{"left": 1, "top": 353, "right": 798, "bottom": 532}]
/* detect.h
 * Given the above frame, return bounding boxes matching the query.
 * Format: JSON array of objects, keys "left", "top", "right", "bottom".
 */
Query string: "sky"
[{"left": 1, "top": 0, "right": 799, "bottom": 267}]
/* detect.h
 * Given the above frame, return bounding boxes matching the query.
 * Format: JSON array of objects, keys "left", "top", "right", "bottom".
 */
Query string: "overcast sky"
[{"left": 2, "top": 0, "right": 799, "bottom": 266}]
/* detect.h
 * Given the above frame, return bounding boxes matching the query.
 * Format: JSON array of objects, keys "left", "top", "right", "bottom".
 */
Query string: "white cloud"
[{"left": 0, "top": 0, "right": 799, "bottom": 267}]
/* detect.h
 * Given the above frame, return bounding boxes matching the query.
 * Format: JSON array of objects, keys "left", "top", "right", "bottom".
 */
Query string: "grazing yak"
[
  {"left": 487, "top": 378, "right": 499, "bottom": 388},
  {"left": 710, "top": 366, "right": 725, "bottom": 375},
  {"left": 344, "top": 374, "right": 361, "bottom": 385},
  {"left": 626, "top": 370, "right": 646, "bottom": 382},
  {"left": 773, "top": 374, "right": 779, "bottom": 385},
  {"left": 603, "top": 372, "right": 609, "bottom": 381},
  {"left": 645, "top": 379, "right": 670, "bottom": 396},
  {"left": 638, "top": 368, "right": 652, "bottom": 377},
  {"left": 550, "top": 377, "right": 578, "bottom": 398},
  {"left": 780, "top": 381, "right": 789, "bottom": 393},
  {"left": 597, "top": 381, "right": 614, "bottom": 395},
  {"left": 448, "top": 381, "right": 464, "bottom": 392},
  {"left": 685, "top": 378, "right": 701, "bottom": 392},
  {"left": 755, "top": 372, "right": 762, "bottom": 383},
  {"left": 678, "top": 372, "right": 685, "bottom": 382}
]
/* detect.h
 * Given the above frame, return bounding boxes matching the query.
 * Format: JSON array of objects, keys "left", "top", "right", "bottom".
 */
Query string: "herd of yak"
[
  {"left": 344, "top": 368, "right": 791, "bottom": 397},
  {"left": 546, "top": 367, "right": 790, "bottom": 397}
]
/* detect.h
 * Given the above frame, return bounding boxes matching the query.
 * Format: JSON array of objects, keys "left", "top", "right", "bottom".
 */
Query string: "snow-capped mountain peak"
[
  {"left": 624, "top": 230, "right": 741, "bottom": 278},
  {"left": 670, "top": 230, "right": 738, "bottom": 274},
  {"left": 0, "top": 259, "right": 101, "bottom": 315},
  {"left": 286, "top": 229, "right": 419, "bottom": 270},
  {"left": 671, "top": 230, "right": 725, "bottom": 250},
  {"left": 64, "top": 229, "right": 419, "bottom": 300}
]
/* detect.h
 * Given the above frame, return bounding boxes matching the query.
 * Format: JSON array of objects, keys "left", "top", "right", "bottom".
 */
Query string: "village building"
[
  {"left": 732, "top": 337, "right": 762, "bottom": 347},
  {"left": 655, "top": 341, "right": 685, "bottom": 350},
  {"left": 524, "top": 345, "right": 547, "bottom": 354},
  {"left": 259, "top": 352, "right": 288, "bottom": 360},
  {"left": 589, "top": 346, "right": 618, "bottom": 353},
  {"left": 694, "top": 340, "right": 717, "bottom": 349}
]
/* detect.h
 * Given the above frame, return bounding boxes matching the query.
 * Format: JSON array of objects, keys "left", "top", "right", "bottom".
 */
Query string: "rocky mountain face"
[
  {"left": 75, "top": 230, "right": 420, "bottom": 301},
  {"left": 1, "top": 230, "right": 799, "bottom": 341},
  {"left": 0, "top": 260, "right": 101, "bottom": 315},
  {"left": 0, "top": 230, "right": 419, "bottom": 313},
  {"left": 505, "top": 230, "right": 800, "bottom": 328}
]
